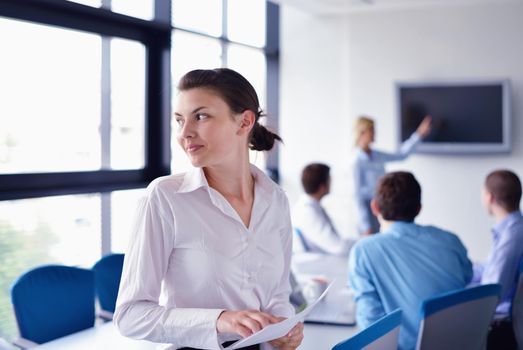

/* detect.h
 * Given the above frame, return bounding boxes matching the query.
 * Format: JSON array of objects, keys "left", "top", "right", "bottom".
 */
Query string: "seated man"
[
  {"left": 292, "top": 163, "right": 354, "bottom": 256},
  {"left": 348, "top": 171, "right": 472, "bottom": 350},
  {"left": 477, "top": 169, "right": 523, "bottom": 349}
]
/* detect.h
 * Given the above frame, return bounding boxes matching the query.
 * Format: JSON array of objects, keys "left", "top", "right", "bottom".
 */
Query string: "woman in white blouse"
[{"left": 114, "top": 68, "right": 303, "bottom": 350}]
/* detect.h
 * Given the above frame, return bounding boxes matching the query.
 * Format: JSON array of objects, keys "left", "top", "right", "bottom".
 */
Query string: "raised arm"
[{"left": 385, "top": 115, "right": 432, "bottom": 162}]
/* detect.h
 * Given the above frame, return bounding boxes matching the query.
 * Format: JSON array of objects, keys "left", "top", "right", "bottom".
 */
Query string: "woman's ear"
[{"left": 237, "top": 110, "right": 255, "bottom": 136}]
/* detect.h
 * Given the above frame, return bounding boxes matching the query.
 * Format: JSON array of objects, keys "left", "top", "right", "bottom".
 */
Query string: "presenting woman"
[
  {"left": 114, "top": 68, "right": 303, "bottom": 350},
  {"left": 353, "top": 115, "right": 432, "bottom": 236}
]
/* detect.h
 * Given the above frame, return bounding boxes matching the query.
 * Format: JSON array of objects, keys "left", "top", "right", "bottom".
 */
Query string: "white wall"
[
  {"left": 280, "top": 6, "right": 354, "bottom": 240},
  {"left": 280, "top": 1, "right": 523, "bottom": 261}
]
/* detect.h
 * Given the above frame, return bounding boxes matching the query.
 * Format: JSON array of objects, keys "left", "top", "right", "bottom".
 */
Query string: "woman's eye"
[
  {"left": 195, "top": 114, "right": 208, "bottom": 121},
  {"left": 175, "top": 118, "right": 184, "bottom": 126}
]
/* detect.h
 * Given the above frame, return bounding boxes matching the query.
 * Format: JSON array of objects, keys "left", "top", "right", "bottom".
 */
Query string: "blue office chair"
[
  {"left": 293, "top": 228, "right": 310, "bottom": 252},
  {"left": 416, "top": 283, "right": 501, "bottom": 350},
  {"left": 10, "top": 265, "right": 95, "bottom": 346},
  {"left": 332, "top": 309, "right": 402, "bottom": 350},
  {"left": 92, "top": 253, "right": 124, "bottom": 318},
  {"left": 512, "top": 257, "right": 523, "bottom": 348}
]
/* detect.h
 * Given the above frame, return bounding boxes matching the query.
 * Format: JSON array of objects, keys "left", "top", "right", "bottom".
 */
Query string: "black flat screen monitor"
[{"left": 396, "top": 80, "right": 511, "bottom": 154}]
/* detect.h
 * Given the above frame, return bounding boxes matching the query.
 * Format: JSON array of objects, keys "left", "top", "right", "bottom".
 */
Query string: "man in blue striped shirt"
[
  {"left": 477, "top": 169, "right": 523, "bottom": 349},
  {"left": 348, "top": 171, "right": 472, "bottom": 350}
]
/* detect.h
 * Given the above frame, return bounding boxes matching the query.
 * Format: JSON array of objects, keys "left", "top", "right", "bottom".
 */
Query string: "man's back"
[
  {"left": 348, "top": 222, "right": 473, "bottom": 350},
  {"left": 481, "top": 211, "right": 523, "bottom": 314}
]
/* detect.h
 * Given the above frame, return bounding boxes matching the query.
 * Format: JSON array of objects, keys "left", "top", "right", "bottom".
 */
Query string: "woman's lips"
[{"left": 187, "top": 144, "right": 203, "bottom": 153}]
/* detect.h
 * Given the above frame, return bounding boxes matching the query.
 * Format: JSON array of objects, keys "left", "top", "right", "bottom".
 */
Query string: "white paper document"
[{"left": 223, "top": 281, "right": 335, "bottom": 349}]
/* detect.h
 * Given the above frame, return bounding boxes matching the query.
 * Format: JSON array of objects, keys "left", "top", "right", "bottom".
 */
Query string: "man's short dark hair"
[
  {"left": 375, "top": 171, "right": 421, "bottom": 222},
  {"left": 301, "top": 163, "right": 330, "bottom": 194},
  {"left": 485, "top": 170, "right": 522, "bottom": 212}
]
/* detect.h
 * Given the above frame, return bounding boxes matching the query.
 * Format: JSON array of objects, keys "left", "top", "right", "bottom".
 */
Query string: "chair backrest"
[
  {"left": 332, "top": 309, "right": 402, "bottom": 350},
  {"left": 293, "top": 228, "right": 310, "bottom": 252},
  {"left": 512, "top": 257, "right": 523, "bottom": 348},
  {"left": 10, "top": 265, "right": 95, "bottom": 344},
  {"left": 416, "top": 284, "right": 501, "bottom": 350},
  {"left": 92, "top": 253, "right": 125, "bottom": 313}
]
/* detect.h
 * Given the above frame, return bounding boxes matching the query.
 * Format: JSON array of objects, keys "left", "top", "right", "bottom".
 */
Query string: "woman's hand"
[
  {"left": 416, "top": 115, "right": 432, "bottom": 138},
  {"left": 216, "top": 310, "right": 279, "bottom": 338},
  {"left": 269, "top": 319, "right": 304, "bottom": 350}
]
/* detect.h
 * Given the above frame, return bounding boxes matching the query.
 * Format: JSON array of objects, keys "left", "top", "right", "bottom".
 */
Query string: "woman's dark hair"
[
  {"left": 301, "top": 163, "right": 330, "bottom": 194},
  {"left": 177, "top": 68, "right": 282, "bottom": 151},
  {"left": 485, "top": 170, "right": 522, "bottom": 212},
  {"left": 375, "top": 171, "right": 421, "bottom": 222}
]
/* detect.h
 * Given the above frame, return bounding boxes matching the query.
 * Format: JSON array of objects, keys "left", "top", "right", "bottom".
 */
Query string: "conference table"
[
  {"left": 32, "top": 320, "right": 357, "bottom": 349},
  {"left": 34, "top": 253, "right": 358, "bottom": 349}
]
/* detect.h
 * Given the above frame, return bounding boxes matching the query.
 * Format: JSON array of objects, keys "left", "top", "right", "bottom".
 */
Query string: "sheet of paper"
[{"left": 224, "top": 281, "right": 335, "bottom": 349}]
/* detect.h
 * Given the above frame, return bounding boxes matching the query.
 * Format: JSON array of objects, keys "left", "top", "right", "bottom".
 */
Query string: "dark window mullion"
[
  {"left": 265, "top": 1, "right": 280, "bottom": 182},
  {"left": 0, "top": 0, "right": 169, "bottom": 43},
  {"left": 147, "top": 0, "right": 172, "bottom": 176},
  {"left": 101, "top": 36, "right": 111, "bottom": 170},
  {"left": 221, "top": 0, "right": 228, "bottom": 67},
  {"left": 100, "top": 0, "right": 112, "bottom": 256},
  {"left": 0, "top": 170, "right": 151, "bottom": 201}
]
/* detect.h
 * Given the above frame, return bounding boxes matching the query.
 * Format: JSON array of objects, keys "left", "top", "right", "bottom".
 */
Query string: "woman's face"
[
  {"left": 360, "top": 126, "right": 375, "bottom": 146},
  {"left": 174, "top": 88, "right": 246, "bottom": 168}
]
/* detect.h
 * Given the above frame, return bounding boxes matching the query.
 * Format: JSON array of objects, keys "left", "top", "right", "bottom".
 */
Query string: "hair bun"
[{"left": 250, "top": 123, "right": 283, "bottom": 151}]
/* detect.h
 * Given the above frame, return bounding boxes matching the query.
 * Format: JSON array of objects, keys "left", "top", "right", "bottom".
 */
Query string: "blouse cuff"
[{"left": 164, "top": 308, "right": 225, "bottom": 349}]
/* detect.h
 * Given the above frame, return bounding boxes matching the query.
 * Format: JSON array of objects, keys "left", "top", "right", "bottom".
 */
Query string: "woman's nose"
[{"left": 179, "top": 120, "right": 195, "bottom": 139}]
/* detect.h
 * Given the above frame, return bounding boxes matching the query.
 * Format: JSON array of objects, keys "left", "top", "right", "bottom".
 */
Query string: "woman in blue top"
[{"left": 352, "top": 115, "right": 432, "bottom": 235}]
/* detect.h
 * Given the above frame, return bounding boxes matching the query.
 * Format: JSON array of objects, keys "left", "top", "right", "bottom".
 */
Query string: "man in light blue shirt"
[
  {"left": 348, "top": 171, "right": 472, "bottom": 350},
  {"left": 477, "top": 169, "right": 523, "bottom": 349}
]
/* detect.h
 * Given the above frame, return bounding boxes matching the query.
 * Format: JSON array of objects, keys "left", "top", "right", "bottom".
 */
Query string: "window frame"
[
  {"left": 0, "top": 0, "right": 280, "bottom": 201},
  {"left": 0, "top": 0, "right": 172, "bottom": 200}
]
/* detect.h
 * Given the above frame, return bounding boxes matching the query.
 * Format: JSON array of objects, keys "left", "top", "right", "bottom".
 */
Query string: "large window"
[
  {"left": 227, "top": 0, "right": 266, "bottom": 47},
  {"left": 110, "top": 38, "right": 147, "bottom": 170},
  {"left": 0, "top": 19, "right": 147, "bottom": 174},
  {"left": 0, "top": 19, "right": 102, "bottom": 174},
  {"left": 172, "top": 0, "right": 222, "bottom": 37},
  {"left": 0, "top": 0, "right": 278, "bottom": 341}
]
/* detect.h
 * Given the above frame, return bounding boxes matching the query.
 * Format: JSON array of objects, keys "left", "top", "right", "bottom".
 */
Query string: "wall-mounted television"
[{"left": 396, "top": 79, "right": 511, "bottom": 154}]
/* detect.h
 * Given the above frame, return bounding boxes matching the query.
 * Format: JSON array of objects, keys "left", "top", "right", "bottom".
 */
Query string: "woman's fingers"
[
  {"left": 234, "top": 323, "right": 255, "bottom": 338},
  {"left": 269, "top": 322, "right": 304, "bottom": 349},
  {"left": 247, "top": 311, "right": 279, "bottom": 328},
  {"left": 216, "top": 310, "right": 290, "bottom": 338},
  {"left": 287, "top": 322, "right": 304, "bottom": 337},
  {"left": 218, "top": 310, "right": 283, "bottom": 337},
  {"left": 238, "top": 315, "right": 263, "bottom": 334}
]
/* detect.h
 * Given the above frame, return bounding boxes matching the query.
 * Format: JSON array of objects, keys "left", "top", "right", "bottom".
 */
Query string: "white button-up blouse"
[{"left": 114, "top": 165, "right": 294, "bottom": 349}]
